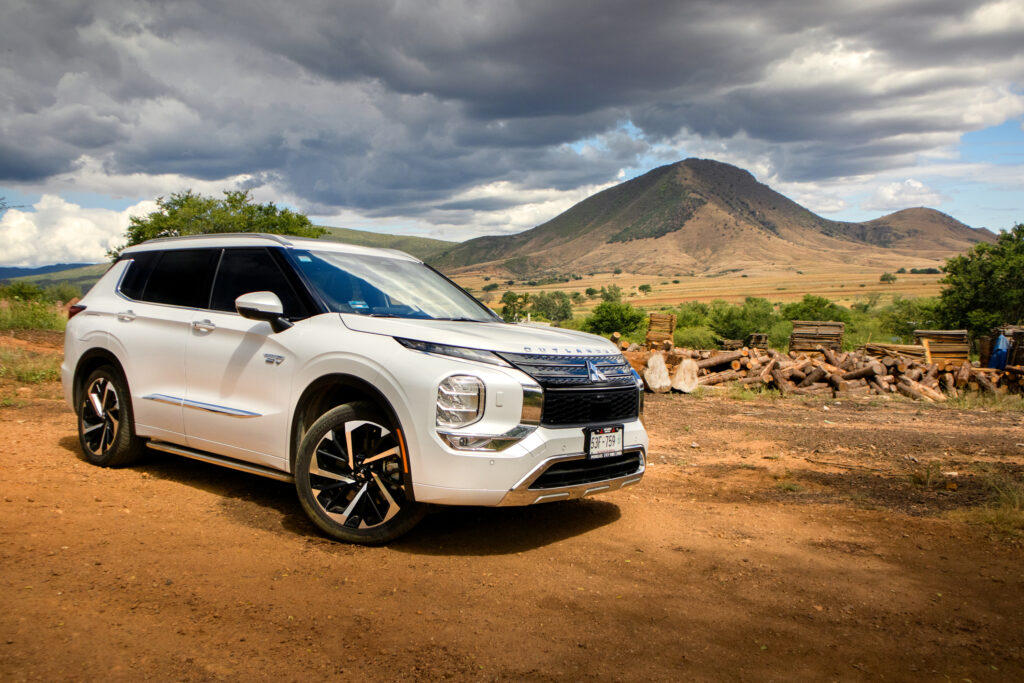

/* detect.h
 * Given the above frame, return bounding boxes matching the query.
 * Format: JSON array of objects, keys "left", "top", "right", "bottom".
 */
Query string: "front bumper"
[{"left": 497, "top": 448, "right": 645, "bottom": 506}]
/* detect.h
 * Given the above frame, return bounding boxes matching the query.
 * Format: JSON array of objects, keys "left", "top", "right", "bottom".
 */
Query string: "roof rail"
[{"left": 142, "top": 232, "right": 294, "bottom": 246}]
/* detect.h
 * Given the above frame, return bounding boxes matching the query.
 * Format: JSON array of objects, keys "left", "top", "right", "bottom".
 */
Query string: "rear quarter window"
[{"left": 117, "top": 251, "right": 159, "bottom": 300}]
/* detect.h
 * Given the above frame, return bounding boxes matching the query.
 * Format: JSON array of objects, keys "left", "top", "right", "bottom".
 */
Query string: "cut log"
[
  {"left": 696, "top": 349, "right": 746, "bottom": 370},
  {"left": 941, "top": 372, "right": 958, "bottom": 398},
  {"left": 896, "top": 379, "right": 934, "bottom": 402},
  {"left": 900, "top": 377, "right": 946, "bottom": 402},
  {"left": 671, "top": 359, "right": 700, "bottom": 393},
  {"left": 699, "top": 369, "right": 742, "bottom": 386},
  {"left": 797, "top": 366, "right": 827, "bottom": 388},
  {"left": 622, "top": 350, "right": 651, "bottom": 375},
  {"left": 770, "top": 368, "right": 794, "bottom": 396},
  {"left": 841, "top": 362, "right": 884, "bottom": 381},
  {"left": 643, "top": 352, "right": 672, "bottom": 393},
  {"left": 969, "top": 369, "right": 997, "bottom": 395}
]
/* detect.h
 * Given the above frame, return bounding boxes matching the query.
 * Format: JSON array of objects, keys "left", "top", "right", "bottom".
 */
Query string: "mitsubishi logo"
[{"left": 586, "top": 360, "right": 607, "bottom": 383}]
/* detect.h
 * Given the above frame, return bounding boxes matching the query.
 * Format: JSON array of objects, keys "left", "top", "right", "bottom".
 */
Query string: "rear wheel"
[
  {"left": 77, "top": 366, "right": 145, "bottom": 467},
  {"left": 295, "top": 402, "right": 426, "bottom": 544}
]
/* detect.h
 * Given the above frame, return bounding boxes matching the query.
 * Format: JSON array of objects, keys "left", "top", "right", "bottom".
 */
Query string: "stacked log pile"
[
  {"left": 914, "top": 329, "right": 970, "bottom": 364},
  {"left": 644, "top": 313, "right": 676, "bottom": 349},
  {"left": 788, "top": 321, "right": 844, "bottom": 352},
  {"left": 623, "top": 344, "right": 1023, "bottom": 401}
]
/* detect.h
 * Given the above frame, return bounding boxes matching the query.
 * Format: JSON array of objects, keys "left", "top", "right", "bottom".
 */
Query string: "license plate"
[{"left": 586, "top": 426, "right": 623, "bottom": 459}]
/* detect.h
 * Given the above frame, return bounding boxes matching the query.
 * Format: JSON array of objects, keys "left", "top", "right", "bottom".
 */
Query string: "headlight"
[
  {"left": 396, "top": 338, "right": 511, "bottom": 367},
  {"left": 436, "top": 375, "right": 484, "bottom": 428}
]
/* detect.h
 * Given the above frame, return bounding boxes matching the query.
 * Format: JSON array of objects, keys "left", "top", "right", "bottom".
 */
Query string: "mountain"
[
  {"left": 0, "top": 262, "right": 97, "bottom": 282},
  {"left": 433, "top": 159, "right": 996, "bottom": 275}
]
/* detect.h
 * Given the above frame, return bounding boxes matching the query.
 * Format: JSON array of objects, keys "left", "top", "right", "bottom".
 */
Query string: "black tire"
[
  {"left": 77, "top": 366, "right": 145, "bottom": 467},
  {"left": 295, "top": 401, "right": 426, "bottom": 545}
]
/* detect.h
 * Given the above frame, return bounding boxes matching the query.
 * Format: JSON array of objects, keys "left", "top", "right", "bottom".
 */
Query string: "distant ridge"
[
  {"left": 0, "top": 263, "right": 97, "bottom": 282},
  {"left": 433, "top": 159, "right": 996, "bottom": 275},
  {"left": 319, "top": 226, "right": 455, "bottom": 262}
]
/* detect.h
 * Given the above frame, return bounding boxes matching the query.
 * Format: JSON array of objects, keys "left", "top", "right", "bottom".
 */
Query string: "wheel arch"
[
  {"left": 290, "top": 373, "right": 414, "bottom": 499},
  {"left": 72, "top": 349, "right": 130, "bottom": 407}
]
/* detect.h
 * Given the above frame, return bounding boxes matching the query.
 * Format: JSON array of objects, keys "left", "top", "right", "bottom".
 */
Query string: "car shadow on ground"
[
  {"left": 391, "top": 499, "right": 622, "bottom": 556},
  {"left": 59, "top": 437, "right": 620, "bottom": 554}
]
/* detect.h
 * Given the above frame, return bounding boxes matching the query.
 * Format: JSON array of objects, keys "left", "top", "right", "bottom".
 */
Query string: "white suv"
[{"left": 62, "top": 234, "right": 647, "bottom": 543}]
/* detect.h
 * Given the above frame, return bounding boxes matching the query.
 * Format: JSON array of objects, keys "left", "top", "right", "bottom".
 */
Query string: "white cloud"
[
  {"left": 0, "top": 196, "right": 156, "bottom": 266},
  {"left": 861, "top": 179, "right": 945, "bottom": 211}
]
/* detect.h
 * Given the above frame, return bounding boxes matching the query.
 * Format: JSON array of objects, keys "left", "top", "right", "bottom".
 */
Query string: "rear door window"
[{"left": 140, "top": 249, "right": 219, "bottom": 309}]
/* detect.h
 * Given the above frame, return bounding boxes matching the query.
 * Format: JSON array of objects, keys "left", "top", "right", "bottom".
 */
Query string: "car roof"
[{"left": 121, "top": 233, "right": 421, "bottom": 263}]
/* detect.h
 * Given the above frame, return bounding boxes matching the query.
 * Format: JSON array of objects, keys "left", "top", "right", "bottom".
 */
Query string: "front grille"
[
  {"left": 498, "top": 352, "right": 636, "bottom": 388},
  {"left": 541, "top": 386, "right": 639, "bottom": 426},
  {"left": 530, "top": 452, "right": 643, "bottom": 489}
]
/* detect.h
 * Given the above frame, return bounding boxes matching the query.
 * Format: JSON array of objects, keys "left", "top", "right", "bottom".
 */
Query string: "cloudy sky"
[{"left": 2, "top": 0, "right": 1023, "bottom": 266}]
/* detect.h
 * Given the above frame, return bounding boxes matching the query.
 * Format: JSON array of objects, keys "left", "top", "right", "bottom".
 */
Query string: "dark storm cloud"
[{"left": 1, "top": 0, "right": 1022, "bottom": 221}]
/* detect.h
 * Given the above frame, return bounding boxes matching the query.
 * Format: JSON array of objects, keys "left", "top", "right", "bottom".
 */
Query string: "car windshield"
[{"left": 290, "top": 250, "right": 501, "bottom": 322}]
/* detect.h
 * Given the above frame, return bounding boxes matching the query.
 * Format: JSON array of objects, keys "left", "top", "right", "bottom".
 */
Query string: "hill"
[
  {"left": 10, "top": 263, "right": 112, "bottom": 294},
  {"left": 319, "top": 227, "right": 455, "bottom": 262},
  {"left": 0, "top": 263, "right": 97, "bottom": 282},
  {"left": 433, "top": 159, "right": 995, "bottom": 276}
]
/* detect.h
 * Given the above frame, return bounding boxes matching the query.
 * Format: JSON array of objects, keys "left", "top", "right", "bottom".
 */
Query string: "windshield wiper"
[{"left": 433, "top": 316, "right": 492, "bottom": 322}]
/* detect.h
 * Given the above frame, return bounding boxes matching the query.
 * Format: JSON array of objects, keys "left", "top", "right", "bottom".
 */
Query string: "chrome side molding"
[{"left": 143, "top": 394, "right": 261, "bottom": 418}]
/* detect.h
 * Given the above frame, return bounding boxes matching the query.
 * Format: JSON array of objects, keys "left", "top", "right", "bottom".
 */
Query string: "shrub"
[
  {"left": 780, "top": 294, "right": 851, "bottom": 323},
  {"left": 583, "top": 302, "right": 646, "bottom": 335},
  {"left": 0, "top": 300, "right": 66, "bottom": 331},
  {"left": 674, "top": 325, "right": 718, "bottom": 349}
]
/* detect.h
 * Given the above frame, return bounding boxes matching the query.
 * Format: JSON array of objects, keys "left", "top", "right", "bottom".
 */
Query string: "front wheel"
[
  {"left": 295, "top": 402, "right": 426, "bottom": 544},
  {"left": 77, "top": 366, "right": 145, "bottom": 467}
]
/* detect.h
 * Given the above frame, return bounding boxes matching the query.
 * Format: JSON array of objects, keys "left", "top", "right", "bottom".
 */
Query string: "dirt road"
[{"left": 2, "top": 333, "right": 1023, "bottom": 681}]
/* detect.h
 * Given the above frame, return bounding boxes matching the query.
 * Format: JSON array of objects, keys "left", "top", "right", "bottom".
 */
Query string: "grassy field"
[{"left": 456, "top": 266, "right": 943, "bottom": 313}]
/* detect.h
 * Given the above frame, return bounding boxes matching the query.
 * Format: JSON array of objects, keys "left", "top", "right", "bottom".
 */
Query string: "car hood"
[{"left": 338, "top": 314, "right": 620, "bottom": 356}]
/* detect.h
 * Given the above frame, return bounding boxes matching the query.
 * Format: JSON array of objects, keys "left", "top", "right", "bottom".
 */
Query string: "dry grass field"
[{"left": 454, "top": 267, "right": 943, "bottom": 313}]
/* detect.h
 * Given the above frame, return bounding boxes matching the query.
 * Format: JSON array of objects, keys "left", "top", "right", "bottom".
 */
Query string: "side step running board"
[{"left": 147, "top": 440, "right": 294, "bottom": 483}]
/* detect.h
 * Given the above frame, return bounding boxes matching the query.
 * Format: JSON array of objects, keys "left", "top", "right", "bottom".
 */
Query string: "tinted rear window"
[
  {"left": 141, "top": 249, "right": 219, "bottom": 308},
  {"left": 117, "top": 251, "right": 159, "bottom": 300}
]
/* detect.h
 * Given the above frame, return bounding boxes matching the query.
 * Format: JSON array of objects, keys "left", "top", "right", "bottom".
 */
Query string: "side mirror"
[{"left": 235, "top": 291, "right": 293, "bottom": 333}]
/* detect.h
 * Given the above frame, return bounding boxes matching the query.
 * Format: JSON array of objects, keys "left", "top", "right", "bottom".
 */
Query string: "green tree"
[
  {"left": 110, "top": 190, "right": 324, "bottom": 258},
  {"left": 674, "top": 301, "right": 710, "bottom": 328},
  {"left": 707, "top": 297, "right": 779, "bottom": 340},
  {"left": 584, "top": 287, "right": 598, "bottom": 298},
  {"left": 482, "top": 283, "right": 499, "bottom": 292},
  {"left": 583, "top": 302, "right": 646, "bottom": 335},
  {"left": 530, "top": 291, "right": 573, "bottom": 322},
  {"left": 780, "top": 294, "right": 851, "bottom": 323},
  {"left": 638, "top": 284, "right": 652, "bottom": 294},
  {"left": 880, "top": 272, "right": 897, "bottom": 284},
  {"left": 500, "top": 291, "right": 527, "bottom": 323},
  {"left": 938, "top": 223, "right": 1024, "bottom": 335},
  {"left": 879, "top": 296, "right": 942, "bottom": 342},
  {"left": 600, "top": 284, "right": 623, "bottom": 303}
]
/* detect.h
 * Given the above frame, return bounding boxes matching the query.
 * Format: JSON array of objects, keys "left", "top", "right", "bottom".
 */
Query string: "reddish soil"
[{"left": 2, "top": 335, "right": 1023, "bottom": 681}]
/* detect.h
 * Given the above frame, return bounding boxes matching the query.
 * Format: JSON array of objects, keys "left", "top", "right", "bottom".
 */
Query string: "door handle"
[
  {"left": 117, "top": 310, "right": 136, "bottom": 322},
  {"left": 192, "top": 319, "right": 216, "bottom": 332}
]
